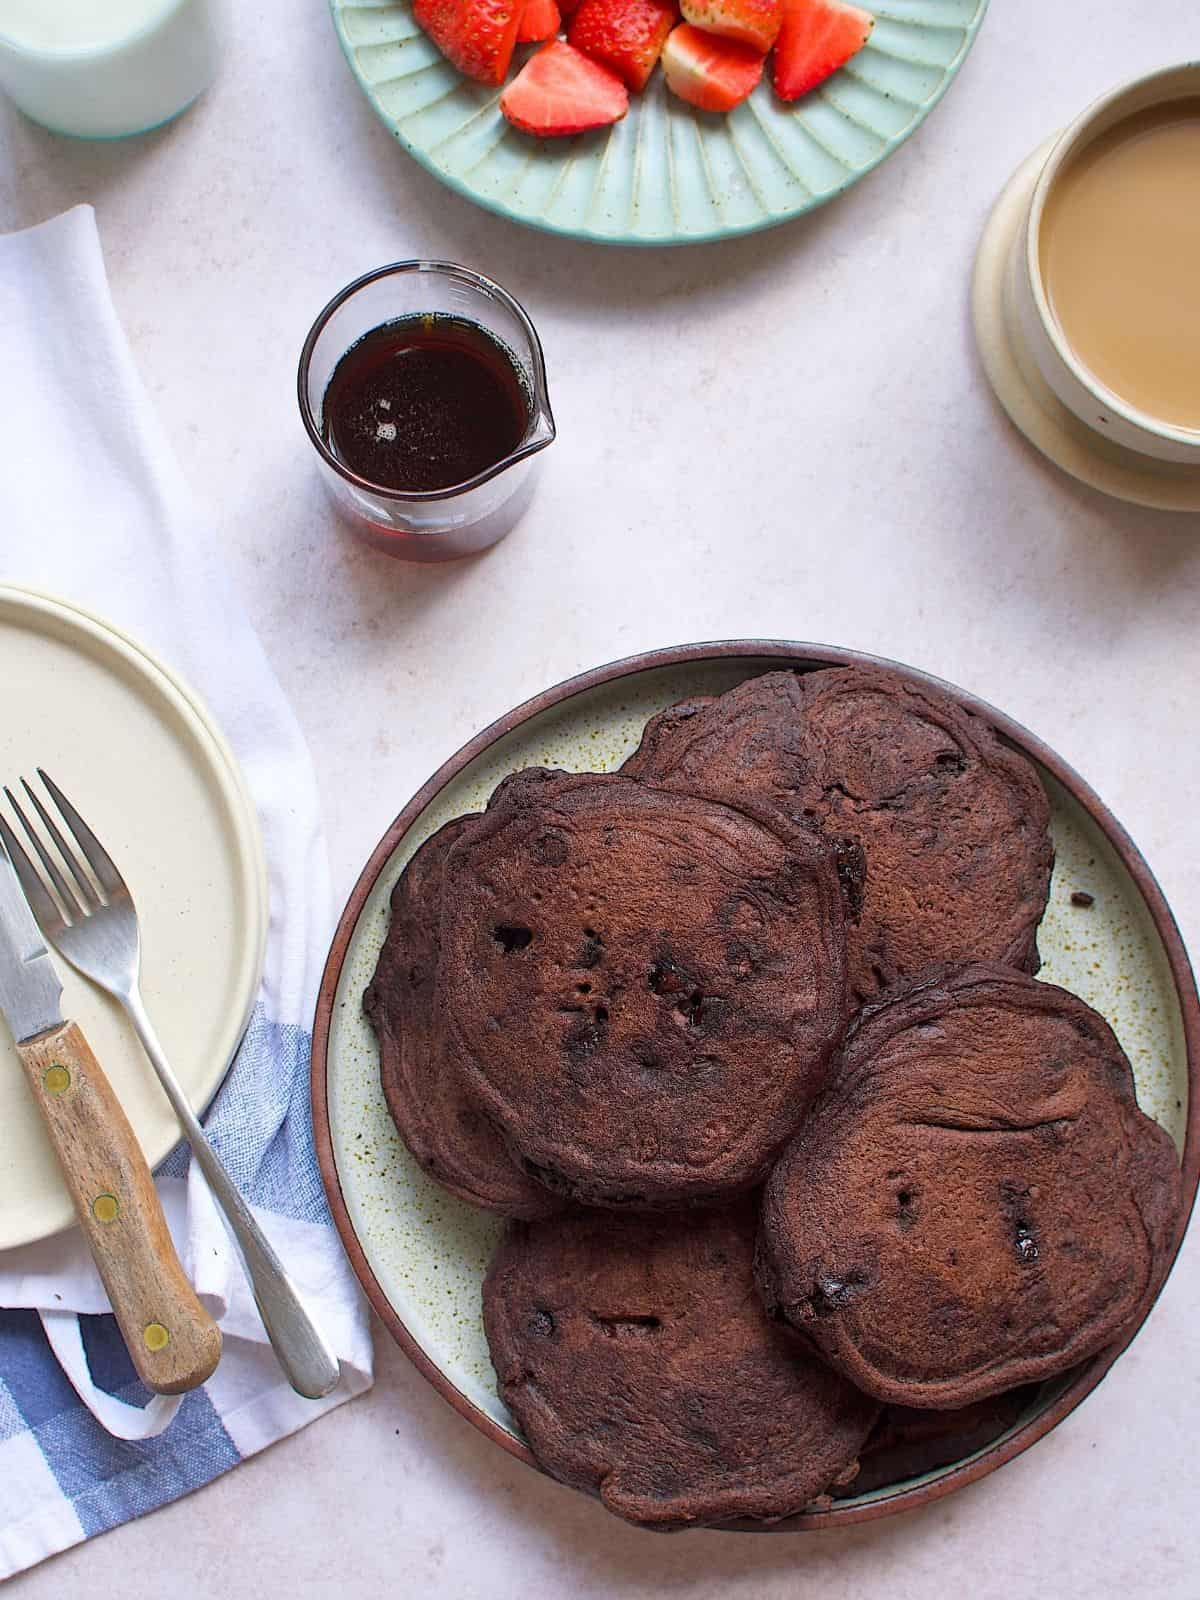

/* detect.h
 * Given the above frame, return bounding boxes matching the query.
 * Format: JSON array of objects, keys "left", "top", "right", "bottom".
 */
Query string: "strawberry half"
[
  {"left": 501, "top": 40, "right": 629, "bottom": 135},
  {"left": 773, "top": 0, "right": 873, "bottom": 101},
  {"left": 414, "top": 0, "right": 523, "bottom": 85},
  {"left": 680, "top": 0, "right": 781, "bottom": 53},
  {"left": 568, "top": 0, "right": 678, "bottom": 93},
  {"left": 661, "top": 23, "right": 764, "bottom": 111},
  {"left": 518, "top": 0, "right": 562, "bottom": 41}
]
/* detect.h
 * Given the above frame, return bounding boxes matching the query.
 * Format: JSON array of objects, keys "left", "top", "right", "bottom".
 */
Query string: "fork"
[{"left": 1, "top": 770, "right": 341, "bottom": 1401}]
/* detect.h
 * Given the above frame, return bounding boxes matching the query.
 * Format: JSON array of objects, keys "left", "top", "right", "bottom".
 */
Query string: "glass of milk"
[{"left": 0, "top": 0, "right": 229, "bottom": 139}]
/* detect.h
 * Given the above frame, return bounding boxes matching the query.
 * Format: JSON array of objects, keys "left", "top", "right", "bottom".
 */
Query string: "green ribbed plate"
[{"left": 331, "top": 0, "right": 989, "bottom": 245}]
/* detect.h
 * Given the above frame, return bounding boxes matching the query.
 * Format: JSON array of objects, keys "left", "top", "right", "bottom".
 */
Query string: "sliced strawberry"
[
  {"left": 559, "top": 0, "right": 583, "bottom": 11},
  {"left": 501, "top": 40, "right": 629, "bottom": 136},
  {"left": 518, "top": 0, "right": 562, "bottom": 42},
  {"left": 680, "top": 0, "right": 781, "bottom": 53},
  {"left": 414, "top": 0, "right": 523, "bottom": 85},
  {"left": 661, "top": 23, "right": 764, "bottom": 111},
  {"left": 568, "top": 0, "right": 678, "bottom": 92},
  {"left": 773, "top": 0, "right": 873, "bottom": 101}
]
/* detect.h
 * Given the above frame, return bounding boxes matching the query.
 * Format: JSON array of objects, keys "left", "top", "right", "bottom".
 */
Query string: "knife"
[{"left": 0, "top": 840, "right": 221, "bottom": 1394}]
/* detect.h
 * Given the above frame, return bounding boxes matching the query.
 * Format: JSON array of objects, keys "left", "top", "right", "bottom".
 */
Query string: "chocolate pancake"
[
  {"left": 834, "top": 1386, "right": 1039, "bottom": 1497},
  {"left": 439, "top": 769, "right": 848, "bottom": 1208},
  {"left": 626, "top": 668, "right": 1054, "bottom": 1003},
  {"left": 484, "top": 1204, "right": 879, "bottom": 1528},
  {"left": 621, "top": 695, "right": 716, "bottom": 778},
  {"left": 364, "top": 818, "right": 561, "bottom": 1219},
  {"left": 757, "top": 965, "right": 1182, "bottom": 1408}
]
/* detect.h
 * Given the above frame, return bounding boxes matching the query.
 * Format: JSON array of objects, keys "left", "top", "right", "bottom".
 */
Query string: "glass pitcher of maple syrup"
[{"left": 298, "top": 262, "right": 556, "bottom": 561}]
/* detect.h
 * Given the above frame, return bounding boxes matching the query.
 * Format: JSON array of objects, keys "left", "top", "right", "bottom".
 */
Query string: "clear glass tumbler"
[
  {"left": 0, "top": 0, "right": 229, "bottom": 140},
  {"left": 297, "top": 261, "right": 556, "bottom": 562}
]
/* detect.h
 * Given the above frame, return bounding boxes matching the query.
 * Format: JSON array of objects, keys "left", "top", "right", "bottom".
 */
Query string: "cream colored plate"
[
  {"left": 0, "top": 587, "right": 268, "bottom": 1250},
  {"left": 326, "top": 659, "right": 1190, "bottom": 1454},
  {"left": 973, "top": 140, "right": 1200, "bottom": 513}
]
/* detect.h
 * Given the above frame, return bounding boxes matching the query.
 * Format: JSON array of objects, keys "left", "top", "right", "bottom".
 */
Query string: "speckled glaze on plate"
[
  {"left": 329, "top": 1, "right": 989, "bottom": 246},
  {"left": 312, "top": 643, "right": 1199, "bottom": 1527}
]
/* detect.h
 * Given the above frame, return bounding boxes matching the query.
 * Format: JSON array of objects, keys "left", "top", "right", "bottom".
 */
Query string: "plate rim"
[
  {"left": 0, "top": 583, "right": 269, "bottom": 1248},
  {"left": 328, "top": 0, "right": 992, "bottom": 248},
  {"left": 311, "top": 639, "right": 1200, "bottom": 1527}
]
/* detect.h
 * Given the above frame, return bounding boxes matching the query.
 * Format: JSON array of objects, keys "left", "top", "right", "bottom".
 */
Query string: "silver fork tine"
[
  {"left": 37, "top": 769, "right": 126, "bottom": 900},
  {"left": 4, "top": 786, "right": 83, "bottom": 923},
  {"left": 21, "top": 778, "right": 100, "bottom": 911},
  {"left": 0, "top": 808, "right": 67, "bottom": 937}
]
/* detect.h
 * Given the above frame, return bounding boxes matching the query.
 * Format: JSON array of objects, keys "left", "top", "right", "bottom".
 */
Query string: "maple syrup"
[{"left": 321, "top": 315, "right": 531, "bottom": 494}]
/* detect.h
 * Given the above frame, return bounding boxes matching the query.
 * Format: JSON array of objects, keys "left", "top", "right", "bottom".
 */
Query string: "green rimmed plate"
[{"left": 330, "top": 1, "right": 989, "bottom": 245}]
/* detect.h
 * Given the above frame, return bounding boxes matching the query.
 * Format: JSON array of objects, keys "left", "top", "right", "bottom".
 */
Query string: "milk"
[
  {"left": 0, "top": 0, "right": 228, "bottom": 138},
  {"left": 0, "top": 0, "right": 175, "bottom": 54}
]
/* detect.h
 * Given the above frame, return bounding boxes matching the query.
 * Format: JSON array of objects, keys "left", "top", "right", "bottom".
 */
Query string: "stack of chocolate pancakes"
[{"left": 365, "top": 666, "right": 1182, "bottom": 1529}]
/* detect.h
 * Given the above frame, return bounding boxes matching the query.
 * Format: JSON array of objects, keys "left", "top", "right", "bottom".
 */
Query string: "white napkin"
[{"left": 0, "top": 205, "right": 371, "bottom": 1564}]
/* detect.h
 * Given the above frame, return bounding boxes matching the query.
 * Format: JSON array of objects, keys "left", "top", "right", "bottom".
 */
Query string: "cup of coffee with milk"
[
  {"left": 998, "top": 64, "right": 1200, "bottom": 474},
  {"left": 0, "top": 0, "right": 228, "bottom": 139}
]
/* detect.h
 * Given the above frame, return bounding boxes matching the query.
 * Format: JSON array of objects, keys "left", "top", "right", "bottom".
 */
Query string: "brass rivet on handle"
[
  {"left": 43, "top": 1065, "right": 71, "bottom": 1094},
  {"left": 143, "top": 1323, "right": 170, "bottom": 1352},
  {"left": 92, "top": 1194, "right": 119, "bottom": 1223}
]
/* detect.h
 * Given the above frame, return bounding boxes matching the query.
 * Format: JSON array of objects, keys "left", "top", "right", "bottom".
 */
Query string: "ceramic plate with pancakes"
[{"left": 312, "top": 641, "right": 1198, "bottom": 1526}]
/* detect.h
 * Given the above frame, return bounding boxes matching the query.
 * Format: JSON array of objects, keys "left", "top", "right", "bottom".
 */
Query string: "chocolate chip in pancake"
[
  {"left": 484, "top": 1204, "right": 879, "bottom": 1528},
  {"left": 757, "top": 964, "right": 1182, "bottom": 1409},
  {"left": 439, "top": 769, "right": 848, "bottom": 1209}
]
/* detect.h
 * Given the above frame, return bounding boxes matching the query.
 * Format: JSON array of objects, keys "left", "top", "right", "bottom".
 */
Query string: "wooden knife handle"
[{"left": 17, "top": 1020, "right": 222, "bottom": 1395}]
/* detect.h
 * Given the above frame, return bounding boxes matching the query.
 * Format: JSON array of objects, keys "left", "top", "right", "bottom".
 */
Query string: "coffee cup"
[{"left": 1004, "top": 63, "right": 1200, "bottom": 468}]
